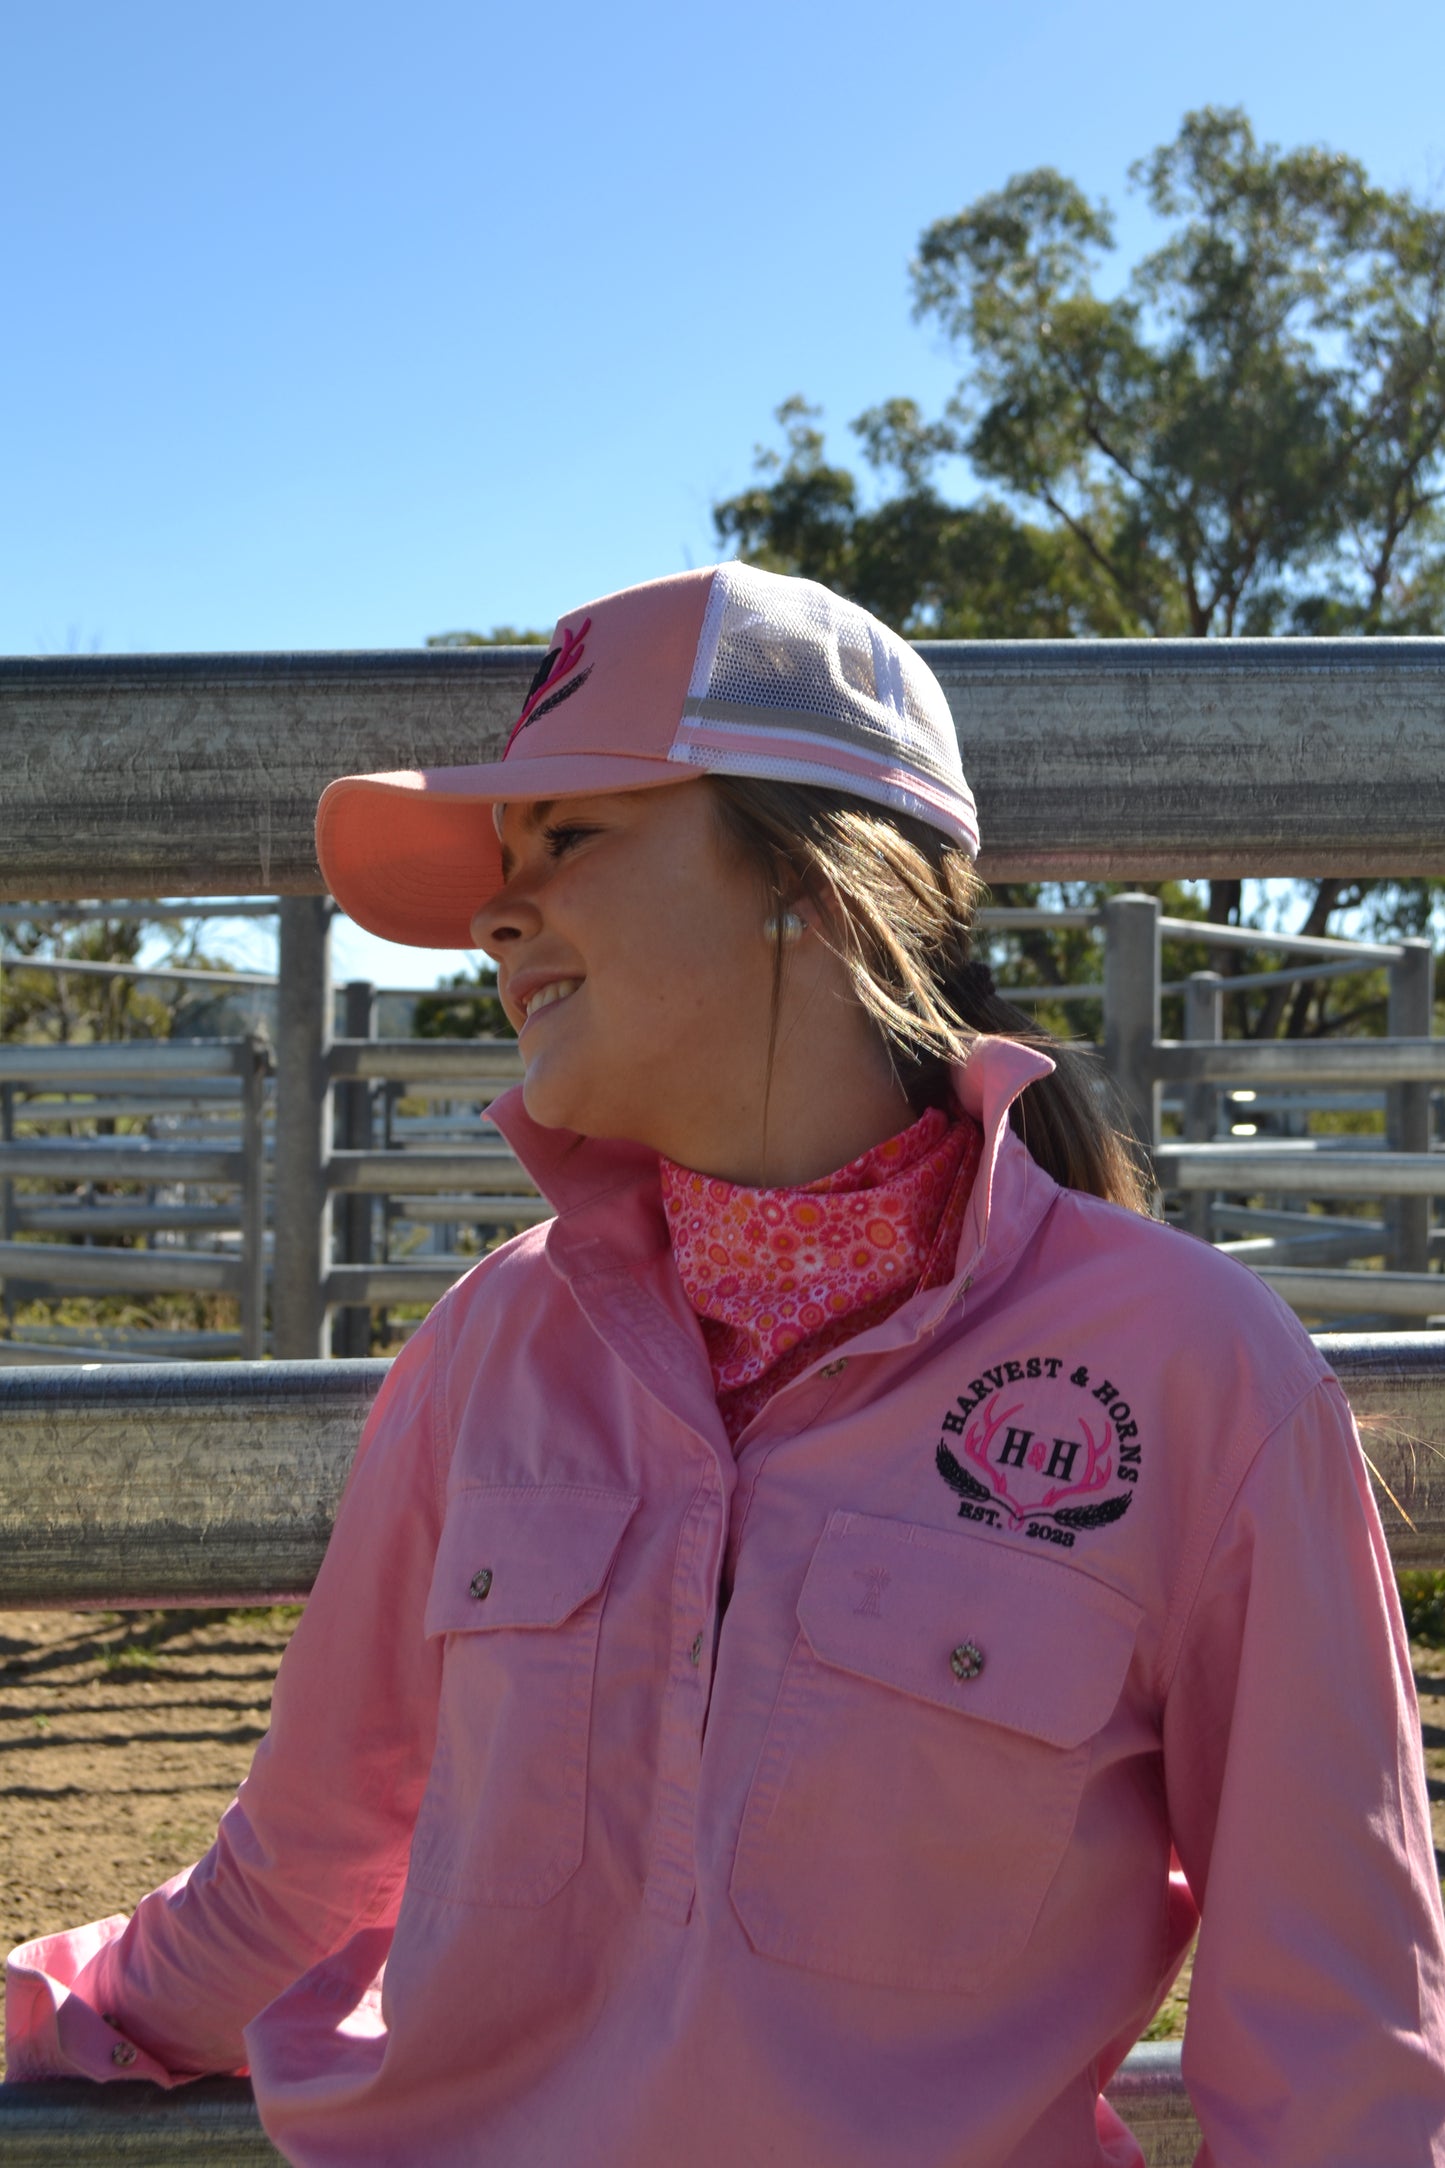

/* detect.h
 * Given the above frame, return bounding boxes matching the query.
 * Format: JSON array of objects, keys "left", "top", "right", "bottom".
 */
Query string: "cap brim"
[{"left": 316, "top": 751, "right": 689, "bottom": 948}]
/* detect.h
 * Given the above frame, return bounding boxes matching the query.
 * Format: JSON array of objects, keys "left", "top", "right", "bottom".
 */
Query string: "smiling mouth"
[{"left": 519, "top": 978, "right": 583, "bottom": 1029}]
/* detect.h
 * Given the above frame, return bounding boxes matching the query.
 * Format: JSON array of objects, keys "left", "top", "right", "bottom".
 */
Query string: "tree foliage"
[
  {"left": 412, "top": 968, "right": 513, "bottom": 1041},
  {"left": 720, "top": 110, "right": 1445, "bottom": 643},
  {"left": 713, "top": 109, "right": 1445, "bottom": 1010},
  {"left": 0, "top": 915, "right": 204, "bottom": 1045}
]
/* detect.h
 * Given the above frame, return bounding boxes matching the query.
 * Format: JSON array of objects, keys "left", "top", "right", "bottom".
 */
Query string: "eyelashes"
[{"left": 541, "top": 823, "right": 599, "bottom": 858}]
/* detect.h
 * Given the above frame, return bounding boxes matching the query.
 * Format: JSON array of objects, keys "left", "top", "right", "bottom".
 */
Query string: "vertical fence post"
[
  {"left": 1388, "top": 937, "right": 1434, "bottom": 1274},
  {"left": 237, "top": 1032, "right": 268, "bottom": 1360},
  {"left": 0, "top": 1077, "right": 12, "bottom": 1330},
  {"left": 1183, "top": 970, "right": 1222, "bottom": 1241},
  {"left": 1103, "top": 893, "right": 1161, "bottom": 1182},
  {"left": 332, "top": 979, "right": 376, "bottom": 1358},
  {"left": 273, "top": 899, "right": 333, "bottom": 1359}
]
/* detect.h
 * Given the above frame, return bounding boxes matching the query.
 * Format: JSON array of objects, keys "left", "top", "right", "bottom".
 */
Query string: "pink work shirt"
[{"left": 8, "top": 1037, "right": 1445, "bottom": 2164}]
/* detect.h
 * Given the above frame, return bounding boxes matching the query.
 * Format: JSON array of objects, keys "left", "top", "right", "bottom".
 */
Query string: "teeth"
[{"left": 524, "top": 978, "right": 581, "bottom": 1019}]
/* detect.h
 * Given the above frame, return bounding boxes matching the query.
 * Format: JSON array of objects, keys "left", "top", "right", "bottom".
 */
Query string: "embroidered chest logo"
[
  {"left": 934, "top": 1355, "right": 1141, "bottom": 1549},
  {"left": 502, "top": 618, "right": 593, "bottom": 756}
]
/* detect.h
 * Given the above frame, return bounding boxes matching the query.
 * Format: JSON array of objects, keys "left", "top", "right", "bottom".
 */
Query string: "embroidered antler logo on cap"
[{"left": 503, "top": 618, "right": 593, "bottom": 756}]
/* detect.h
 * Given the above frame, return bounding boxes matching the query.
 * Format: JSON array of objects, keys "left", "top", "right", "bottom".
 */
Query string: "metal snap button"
[
  {"left": 469, "top": 1568, "right": 493, "bottom": 1600},
  {"left": 111, "top": 2041, "right": 138, "bottom": 2067},
  {"left": 821, "top": 1359, "right": 847, "bottom": 1378},
  {"left": 950, "top": 1641, "right": 984, "bottom": 1682},
  {"left": 688, "top": 1632, "right": 704, "bottom": 1667}
]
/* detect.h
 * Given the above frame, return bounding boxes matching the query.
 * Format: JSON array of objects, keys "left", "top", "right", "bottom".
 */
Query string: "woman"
[{"left": 9, "top": 562, "right": 1445, "bottom": 2164}]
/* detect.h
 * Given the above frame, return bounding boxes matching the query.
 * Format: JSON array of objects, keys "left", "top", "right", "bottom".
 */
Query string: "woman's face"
[{"left": 471, "top": 780, "right": 788, "bottom": 1169}]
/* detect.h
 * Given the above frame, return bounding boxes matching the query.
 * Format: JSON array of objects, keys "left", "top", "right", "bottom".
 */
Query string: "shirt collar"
[{"left": 486, "top": 1035, "right": 1057, "bottom": 1304}]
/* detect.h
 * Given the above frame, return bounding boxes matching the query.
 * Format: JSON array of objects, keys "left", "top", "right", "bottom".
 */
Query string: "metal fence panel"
[
  {"left": 0, "top": 1336, "right": 1439, "bottom": 1606},
  {"left": 5, "top": 640, "right": 1445, "bottom": 898}
]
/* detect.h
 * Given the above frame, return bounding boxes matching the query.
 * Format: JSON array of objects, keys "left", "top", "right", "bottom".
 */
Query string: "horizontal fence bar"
[
  {"left": 6, "top": 1328, "right": 244, "bottom": 1356},
  {"left": 1005, "top": 958, "right": 1407, "bottom": 1005},
  {"left": 1249, "top": 1268, "right": 1445, "bottom": 1318},
  {"left": 1154, "top": 916, "right": 1400, "bottom": 960},
  {"left": 1163, "top": 957, "right": 1388, "bottom": 996},
  {"left": 976, "top": 906, "right": 1102, "bottom": 930},
  {"left": 1154, "top": 1038, "right": 1445, "bottom": 1086},
  {"left": 364, "top": 1076, "right": 511, "bottom": 1103},
  {"left": 387, "top": 1194, "right": 550, "bottom": 1225},
  {"left": 0, "top": 955, "right": 277, "bottom": 987},
  {"left": 1217, "top": 1230, "right": 1387, "bottom": 1264},
  {"left": 1210, "top": 1206, "right": 1394, "bottom": 1241},
  {"left": 327, "top": 1151, "right": 538, "bottom": 1195},
  {"left": 0, "top": 1042, "right": 255, "bottom": 1083},
  {"left": 0, "top": 900, "right": 282, "bottom": 924},
  {"left": 0, "top": 1360, "right": 384, "bottom": 1606},
  {"left": 327, "top": 1038, "right": 522, "bottom": 1083},
  {"left": 325, "top": 1263, "right": 485, "bottom": 1305},
  {"left": 11, "top": 1205, "right": 241, "bottom": 1234},
  {"left": 13, "top": 1083, "right": 244, "bottom": 1106},
  {"left": 983, "top": 910, "right": 1402, "bottom": 963},
  {"left": 0, "top": 2075, "right": 285, "bottom": 2162},
  {"left": 1156, "top": 1146, "right": 1445, "bottom": 1196},
  {"left": 0, "top": 1337, "right": 1438, "bottom": 1606},
  {"left": 0, "top": 1142, "right": 243, "bottom": 1183},
  {"left": 0, "top": 1241, "right": 243, "bottom": 1297},
  {"left": 0, "top": 2050, "right": 1200, "bottom": 2165},
  {"left": 6, "top": 640, "right": 1445, "bottom": 898},
  {"left": 0, "top": 1342, "right": 190, "bottom": 1366},
  {"left": 326, "top": 1245, "right": 548, "bottom": 1303}
]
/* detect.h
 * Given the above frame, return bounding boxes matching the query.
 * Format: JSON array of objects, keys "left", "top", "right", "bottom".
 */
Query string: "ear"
[{"left": 793, "top": 875, "right": 845, "bottom": 945}]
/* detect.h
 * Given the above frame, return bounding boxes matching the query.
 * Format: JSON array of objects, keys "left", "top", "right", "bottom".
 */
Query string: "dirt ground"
[{"left": 2, "top": 1609, "right": 1443, "bottom": 2071}]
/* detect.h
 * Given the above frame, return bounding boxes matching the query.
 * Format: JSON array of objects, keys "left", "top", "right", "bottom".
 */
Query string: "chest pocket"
[
  {"left": 729, "top": 1510, "right": 1142, "bottom": 1994},
  {"left": 409, "top": 1484, "right": 638, "bottom": 1907}
]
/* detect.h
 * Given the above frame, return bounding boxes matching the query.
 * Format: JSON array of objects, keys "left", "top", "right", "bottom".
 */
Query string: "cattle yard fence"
[{"left": 1, "top": 636, "right": 1443, "bottom": 2161}]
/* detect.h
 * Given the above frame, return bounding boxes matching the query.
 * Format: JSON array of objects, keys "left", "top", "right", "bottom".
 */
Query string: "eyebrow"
[{"left": 496, "top": 800, "right": 555, "bottom": 885}]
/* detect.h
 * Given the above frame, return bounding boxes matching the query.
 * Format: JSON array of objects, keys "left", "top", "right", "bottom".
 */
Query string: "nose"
[{"left": 470, "top": 883, "right": 543, "bottom": 958}]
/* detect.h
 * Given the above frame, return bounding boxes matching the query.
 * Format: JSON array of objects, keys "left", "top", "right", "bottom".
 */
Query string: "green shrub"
[{"left": 1398, "top": 1571, "right": 1445, "bottom": 1644}]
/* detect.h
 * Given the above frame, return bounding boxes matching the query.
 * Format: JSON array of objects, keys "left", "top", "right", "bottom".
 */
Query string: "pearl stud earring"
[{"left": 763, "top": 910, "right": 806, "bottom": 943}]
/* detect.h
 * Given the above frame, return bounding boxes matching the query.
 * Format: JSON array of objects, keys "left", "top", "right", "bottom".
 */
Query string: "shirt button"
[
  {"left": 820, "top": 1359, "right": 847, "bottom": 1378},
  {"left": 688, "top": 1632, "right": 704, "bottom": 1667},
  {"left": 950, "top": 1641, "right": 984, "bottom": 1682},
  {"left": 469, "top": 1568, "right": 493, "bottom": 1600},
  {"left": 111, "top": 2041, "right": 138, "bottom": 2067}
]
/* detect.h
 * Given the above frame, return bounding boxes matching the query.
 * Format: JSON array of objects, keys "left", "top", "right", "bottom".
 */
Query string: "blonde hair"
[{"left": 707, "top": 775, "right": 1149, "bottom": 1213}]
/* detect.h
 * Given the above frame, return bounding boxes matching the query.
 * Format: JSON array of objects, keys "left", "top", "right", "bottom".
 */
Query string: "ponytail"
[{"left": 708, "top": 775, "right": 1150, "bottom": 1215}]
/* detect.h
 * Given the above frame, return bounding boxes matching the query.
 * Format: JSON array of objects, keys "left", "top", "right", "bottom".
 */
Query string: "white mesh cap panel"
[{"left": 685, "top": 561, "right": 966, "bottom": 793}]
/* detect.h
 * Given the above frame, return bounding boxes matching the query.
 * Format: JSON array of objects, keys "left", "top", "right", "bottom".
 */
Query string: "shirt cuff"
[{"left": 6, "top": 1919, "right": 181, "bottom": 2087}]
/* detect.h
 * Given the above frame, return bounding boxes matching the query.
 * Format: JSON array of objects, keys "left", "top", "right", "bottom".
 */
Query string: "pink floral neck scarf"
[{"left": 660, "top": 1105, "right": 983, "bottom": 1443}]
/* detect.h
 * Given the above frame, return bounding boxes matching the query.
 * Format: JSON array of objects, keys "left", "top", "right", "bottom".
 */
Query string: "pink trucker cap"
[{"left": 316, "top": 560, "right": 977, "bottom": 948}]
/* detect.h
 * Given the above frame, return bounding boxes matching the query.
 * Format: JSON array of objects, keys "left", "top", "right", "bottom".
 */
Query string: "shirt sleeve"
[
  {"left": 1162, "top": 1374, "right": 1445, "bottom": 2165},
  {"left": 5, "top": 1323, "right": 447, "bottom": 2085}
]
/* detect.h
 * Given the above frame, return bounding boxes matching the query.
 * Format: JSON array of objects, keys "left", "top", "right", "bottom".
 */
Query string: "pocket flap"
[
  {"left": 797, "top": 1511, "right": 1141, "bottom": 1749},
  {"left": 425, "top": 1485, "right": 639, "bottom": 1636}
]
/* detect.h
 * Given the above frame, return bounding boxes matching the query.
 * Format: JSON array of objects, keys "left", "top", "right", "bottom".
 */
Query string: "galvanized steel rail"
[
  {"left": 0, "top": 1332, "right": 1439, "bottom": 1601},
  {"left": 0, "top": 2045, "right": 1197, "bottom": 2166},
  {"left": 0, "top": 1039, "right": 271, "bottom": 1354},
  {"left": 5, "top": 638, "right": 1445, "bottom": 898}
]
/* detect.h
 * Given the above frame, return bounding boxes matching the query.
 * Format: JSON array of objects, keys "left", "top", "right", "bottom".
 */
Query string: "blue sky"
[{"left": 6, "top": 0, "right": 1444, "bottom": 985}]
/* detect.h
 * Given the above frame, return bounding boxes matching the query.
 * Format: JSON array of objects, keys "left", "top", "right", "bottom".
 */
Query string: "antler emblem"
[
  {"left": 934, "top": 1387, "right": 1134, "bottom": 1536},
  {"left": 503, "top": 617, "right": 593, "bottom": 755}
]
